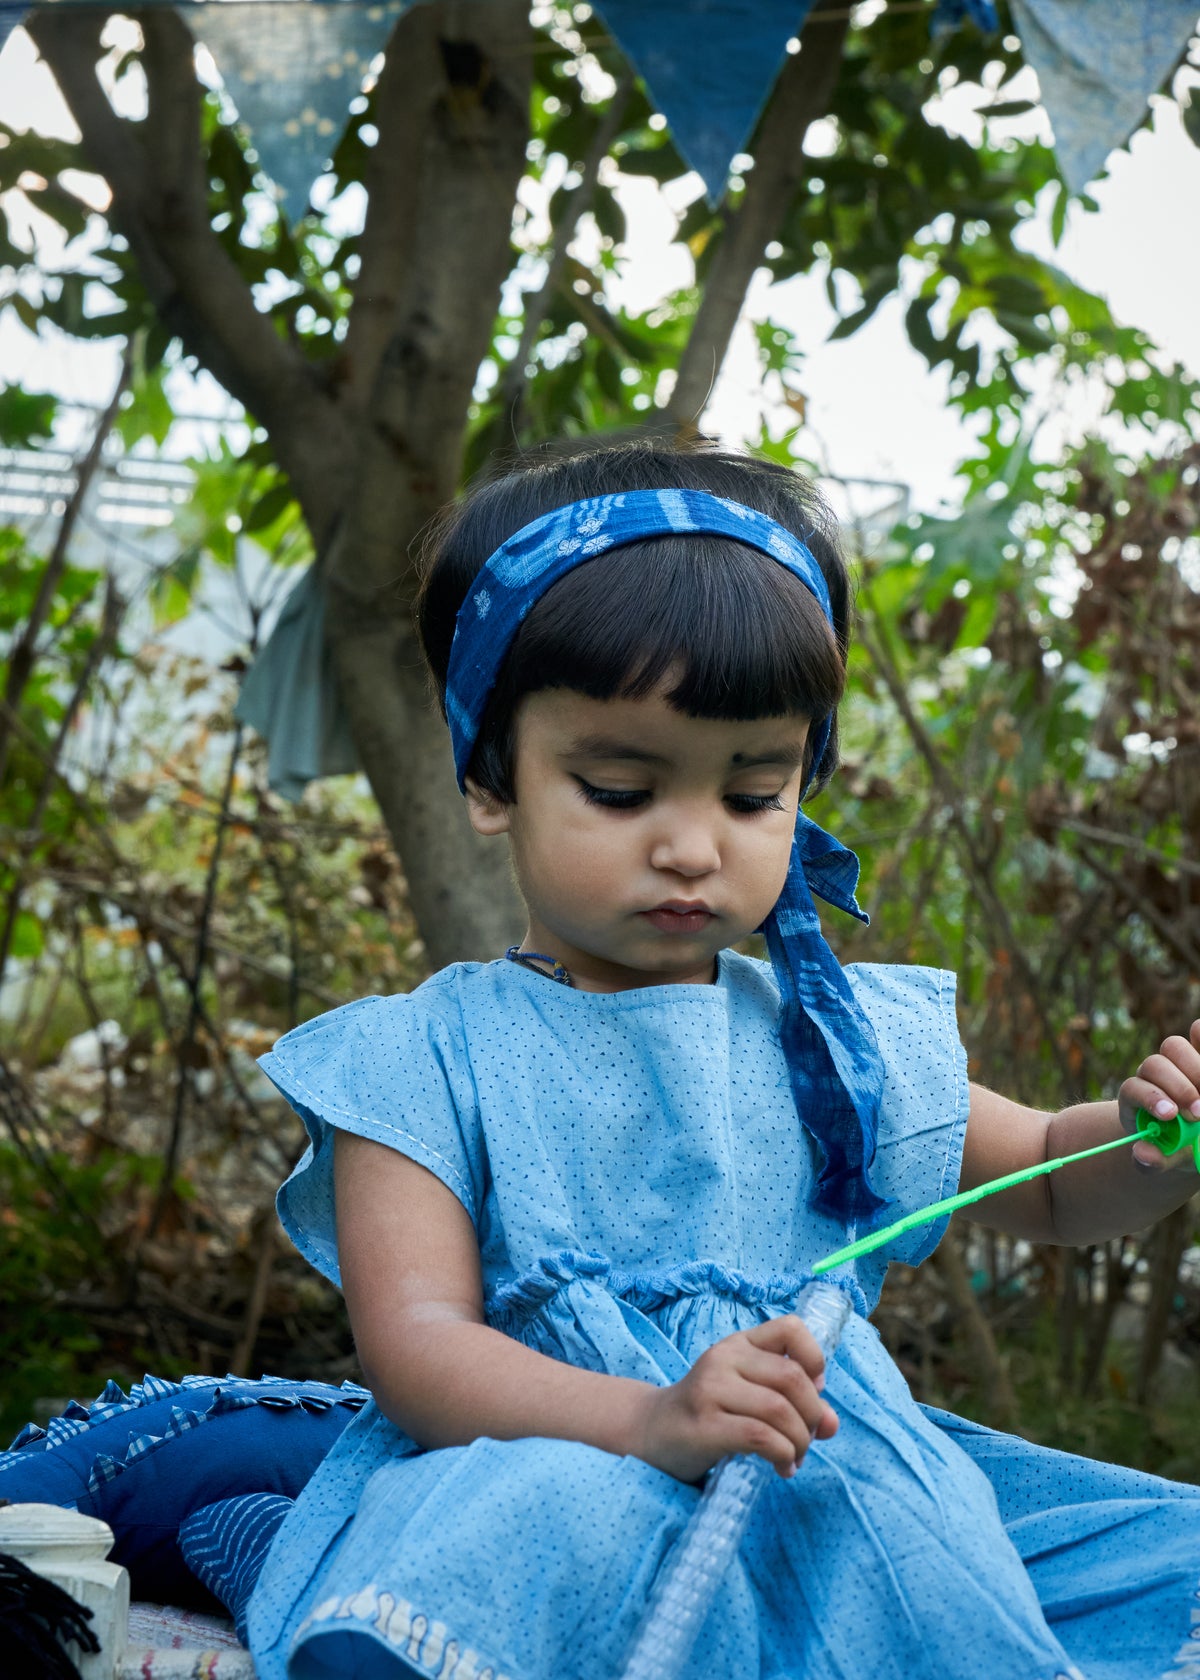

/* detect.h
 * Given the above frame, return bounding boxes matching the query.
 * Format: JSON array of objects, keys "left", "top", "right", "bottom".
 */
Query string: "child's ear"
[{"left": 465, "top": 778, "right": 512, "bottom": 836}]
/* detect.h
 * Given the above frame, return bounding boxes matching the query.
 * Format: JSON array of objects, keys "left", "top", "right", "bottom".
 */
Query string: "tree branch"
[
  {"left": 1077, "top": 842, "right": 1200, "bottom": 980},
  {"left": 28, "top": 7, "right": 352, "bottom": 542},
  {"left": 146, "top": 719, "right": 244, "bottom": 1241},
  {"left": 339, "top": 4, "right": 445, "bottom": 410},
  {"left": 1136, "top": 1202, "right": 1193, "bottom": 1405},
  {"left": 857, "top": 612, "right": 1077, "bottom": 1090},
  {"left": 662, "top": 1, "right": 852, "bottom": 431},
  {"left": 498, "top": 71, "right": 634, "bottom": 432},
  {"left": 0, "top": 351, "right": 129, "bottom": 790},
  {"left": 933, "top": 1220, "right": 1018, "bottom": 1429},
  {"left": 1055, "top": 817, "right": 1200, "bottom": 882}
]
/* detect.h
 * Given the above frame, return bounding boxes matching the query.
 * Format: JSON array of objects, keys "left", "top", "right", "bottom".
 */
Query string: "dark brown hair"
[{"left": 416, "top": 438, "right": 852, "bottom": 802}]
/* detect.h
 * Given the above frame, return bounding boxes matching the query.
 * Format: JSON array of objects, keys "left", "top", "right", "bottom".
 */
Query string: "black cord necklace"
[{"left": 504, "top": 946, "right": 574, "bottom": 987}]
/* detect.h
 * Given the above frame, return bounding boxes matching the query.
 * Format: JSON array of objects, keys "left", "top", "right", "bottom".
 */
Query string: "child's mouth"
[{"left": 640, "top": 905, "right": 715, "bottom": 934}]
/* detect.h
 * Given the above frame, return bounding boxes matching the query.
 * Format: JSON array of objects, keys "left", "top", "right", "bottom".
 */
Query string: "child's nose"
[{"left": 649, "top": 810, "right": 721, "bottom": 878}]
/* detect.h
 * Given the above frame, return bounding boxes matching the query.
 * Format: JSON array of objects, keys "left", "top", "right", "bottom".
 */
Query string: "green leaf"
[
  {"left": 1049, "top": 180, "right": 1068, "bottom": 247},
  {"left": 994, "top": 310, "right": 1056, "bottom": 354},
  {"left": 243, "top": 480, "right": 294, "bottom": 533},
  {"left": 614, "top": 133, "right": 689, "bottom": 184},
  {"left": 24, "top": 180, "right": 90, "bottom": 244},
  {"left": 150, "top": 552, "right": 202, "bottom": 624},
  {"left": 1183, "top": 96, "right": 1200, "bottom": 149},
  {"left": 987, "top": 275, "right": 1046, "bottom": 315},
  {"left": 9, "top": 911, "right": 44, "bottom": 960},
  {"left": 116, "top": 363, "right": 175, "bottom": 451},
  {"left": 591, "top": 188, "right": 627, "bottom": 248},
  {"left": 0, "top": 385, "right": 55, "bottom": 446},
  {"left": 829, "top": 271, "right": 895, "bottom": 340},
  {"left": 8, "top": 294, "right": 40, "bottom": 334}
]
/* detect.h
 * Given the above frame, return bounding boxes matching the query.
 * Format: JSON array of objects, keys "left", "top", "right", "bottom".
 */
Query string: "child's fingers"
[
  {"left": 733, "top": 1347, "right": 837, "bottom": 1441},
  {"left": 1146, "top": 1036, "right": 1200, "bottom": 1101},
  {"left": 718, "top": 1374, "right": 830, "bottom": 1476},
  {"left": 1126, "top": 1048, "right": 1200, "bottom": 1123},
  {"left": 742, "top": 1314, "right": 827, "bottom": 1384},
  {"left": 1122, "top": 1040, "right": 1200, "bottom": 1167}
]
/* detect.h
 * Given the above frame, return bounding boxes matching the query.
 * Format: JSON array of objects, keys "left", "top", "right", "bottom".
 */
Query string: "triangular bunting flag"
[
  {"left": 182, "top": 0, "right": 409, "bottom": 221},
  {"left": 0, "top": 4, "right": 28, "bottom": 58},
  {"left": 1010, "top": 0, "right": 1199, "bottom": 193},
  {"left": 593, "top": 0, "right": 816, "bottom": 205}
]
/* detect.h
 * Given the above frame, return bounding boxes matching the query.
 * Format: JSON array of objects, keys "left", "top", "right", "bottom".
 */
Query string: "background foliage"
[{"left": 2, "top": 2, "right": 1200, "bottom": 1477}]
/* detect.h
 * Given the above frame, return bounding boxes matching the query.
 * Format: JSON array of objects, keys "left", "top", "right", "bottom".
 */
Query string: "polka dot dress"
[{"left": 245, "top": 953, "right": 1200, "bottom": 1680}]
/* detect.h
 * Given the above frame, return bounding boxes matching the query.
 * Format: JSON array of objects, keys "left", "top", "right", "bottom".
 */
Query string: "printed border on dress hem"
[
  {"left": 1156, "top": 1576, "right": 1200, "bottom": 1680},
  {"left": 293, "top": 1584, "right": 513, "bottom": 1680}
]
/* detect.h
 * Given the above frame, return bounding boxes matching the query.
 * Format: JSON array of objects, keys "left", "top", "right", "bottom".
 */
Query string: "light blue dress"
[{"left": 247, "top": 952, "right": 1200, "bottom": 1680}]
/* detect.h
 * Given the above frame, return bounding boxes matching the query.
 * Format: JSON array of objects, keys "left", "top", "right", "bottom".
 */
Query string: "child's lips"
[{"left": 639, "top": 903, "right": 715, "bottom": 935}]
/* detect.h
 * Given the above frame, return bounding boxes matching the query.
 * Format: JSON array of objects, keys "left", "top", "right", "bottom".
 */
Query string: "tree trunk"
[
  {"left": 1136, "top": 1202, "right": 1193, "bottom": 1405},
  {"left": 327, "top": 598, "right": 524, "bottom": 967},
  {"left": 322, "top": 0, "right": 533, "bottom": 966}
]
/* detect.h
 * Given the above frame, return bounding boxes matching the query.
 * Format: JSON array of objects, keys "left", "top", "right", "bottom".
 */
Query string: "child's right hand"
[{"left": 635, "top": 1315, "right": 838, "bottom": 1484}]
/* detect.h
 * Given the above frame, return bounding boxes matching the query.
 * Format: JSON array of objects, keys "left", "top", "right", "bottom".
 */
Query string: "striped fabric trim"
[
  {"left": 3, "top": 1373, "right": 369, "bottom": 1497},
  {"left": 179, "top": 1493, "right": 293, "bottom": 1644}
]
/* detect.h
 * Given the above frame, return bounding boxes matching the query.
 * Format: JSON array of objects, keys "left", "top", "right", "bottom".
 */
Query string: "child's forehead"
[{"left": 515, "top": 684, "right": 809, "bottom": 761}]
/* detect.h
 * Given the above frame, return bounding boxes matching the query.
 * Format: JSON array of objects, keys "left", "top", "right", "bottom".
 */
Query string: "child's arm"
[
  {"left": 959, "top": 1022, "right": 1200, "bottom": 1245},
  {"left": 335, "top": 1131, "right": 837, "bottom": 1483}
]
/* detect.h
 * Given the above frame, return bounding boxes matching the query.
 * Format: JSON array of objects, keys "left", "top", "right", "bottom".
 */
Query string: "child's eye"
[
  {"left": 726, "top": 792, "right": 786, "bottom": 815},
  {"left": 575, "top": 778, "right": 650, "bottom": 810}
]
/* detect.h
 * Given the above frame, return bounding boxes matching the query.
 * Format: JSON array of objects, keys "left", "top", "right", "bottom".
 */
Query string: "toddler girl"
[{"left": 247, "top": 441, "right": 1200, "bottom": 1680}]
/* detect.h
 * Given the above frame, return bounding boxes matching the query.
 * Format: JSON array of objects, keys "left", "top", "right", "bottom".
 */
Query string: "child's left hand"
[{"left": 1119, "top": 1022, "right": 1200, "bottom": 1169}]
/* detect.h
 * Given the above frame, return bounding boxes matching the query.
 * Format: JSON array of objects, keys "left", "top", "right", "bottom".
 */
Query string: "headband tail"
[{"left": 765, "top": 819, "right": 890, "bottom": 1223}]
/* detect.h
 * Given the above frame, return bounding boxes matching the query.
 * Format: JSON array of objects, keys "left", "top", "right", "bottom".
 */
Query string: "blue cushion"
[{"left": 1, "top": 1375, "right": 366, "bottom": 1607}]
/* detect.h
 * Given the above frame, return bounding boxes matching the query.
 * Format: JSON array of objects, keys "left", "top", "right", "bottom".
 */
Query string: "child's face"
[{"left": 467, "top": 682, "right": 810, "bottom": 992}]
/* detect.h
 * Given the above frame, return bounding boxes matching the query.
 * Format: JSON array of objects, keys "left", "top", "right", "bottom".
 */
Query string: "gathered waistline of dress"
[{"left": 484, "top": 1249, "right": 866, "bottom": 1337}]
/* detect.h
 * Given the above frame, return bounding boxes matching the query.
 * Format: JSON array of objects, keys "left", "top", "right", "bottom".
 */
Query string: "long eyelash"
[
  {"left": 575, "top": 778, "right": 648, "bottom": 810},
  {"left": 575, "top": 779, "right": 785, "bottom": 815},
  {"left": 727, "top": 793, "right": 786, "bottom": 815}
]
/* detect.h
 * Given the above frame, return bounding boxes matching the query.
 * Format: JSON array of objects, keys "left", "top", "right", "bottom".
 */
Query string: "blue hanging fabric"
[
  {"left": 930, "top": 0, "right": 999, "bottom": 33},
  {"left": 592, "top": 0, "right": 817, "bottom": 206},
  {"left": 234, "top": 566, "right": 358, "bottom": 802},
  {"left": 1010, "top": 0, "right": 1199, "bottom": 194},
  {"left": 180, "top": 0, "right": 409, "bottom": 222}
]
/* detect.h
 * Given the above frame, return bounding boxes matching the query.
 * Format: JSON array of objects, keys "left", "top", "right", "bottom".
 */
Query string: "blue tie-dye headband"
[{"left": 446, "top": 488, "right": 888, "bottom": 1222}]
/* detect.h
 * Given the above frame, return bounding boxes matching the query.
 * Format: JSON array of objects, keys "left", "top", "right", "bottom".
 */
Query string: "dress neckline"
[{"left": 495, "top": 947, "right": 733, "bottom": 1004}]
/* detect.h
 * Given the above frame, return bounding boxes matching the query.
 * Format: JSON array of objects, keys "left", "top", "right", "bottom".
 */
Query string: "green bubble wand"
[{"left": 812, "top": 1108, "right": 1200, "bottom": 1277}]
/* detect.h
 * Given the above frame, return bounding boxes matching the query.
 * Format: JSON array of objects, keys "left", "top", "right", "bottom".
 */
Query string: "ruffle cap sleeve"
[{"left": 259, "top": 979, "right": 486, "bottom": 1288}]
